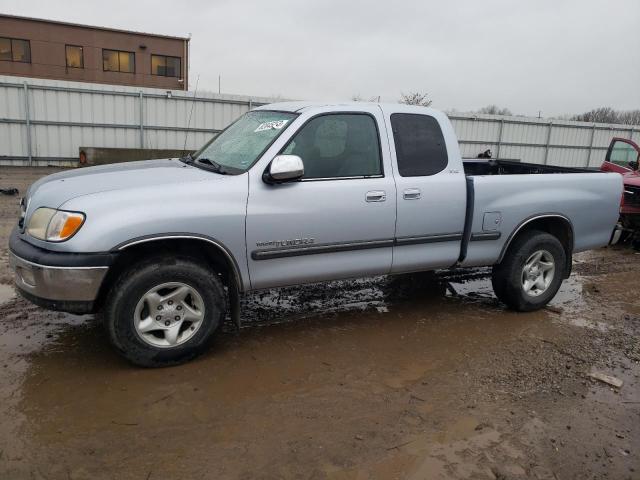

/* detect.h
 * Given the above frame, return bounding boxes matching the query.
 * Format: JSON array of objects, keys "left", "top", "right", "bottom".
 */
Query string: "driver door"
[{"left": 245, "top": 107, "right": 397, "bottom": 290}]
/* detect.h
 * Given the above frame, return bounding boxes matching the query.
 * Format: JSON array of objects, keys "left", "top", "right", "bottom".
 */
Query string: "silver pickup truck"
[{"left": 9, "top": 102, "right": 622, "bottom": 366}]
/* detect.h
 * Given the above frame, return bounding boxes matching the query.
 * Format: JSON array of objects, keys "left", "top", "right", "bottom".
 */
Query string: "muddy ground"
[{"left": 0, "top": 167, "right": 639, "bottom": 480}]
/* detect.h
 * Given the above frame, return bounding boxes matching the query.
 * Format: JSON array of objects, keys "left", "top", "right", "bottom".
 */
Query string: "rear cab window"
[{"left": 390, "top": 113, "right": 448, "bottom": 176}]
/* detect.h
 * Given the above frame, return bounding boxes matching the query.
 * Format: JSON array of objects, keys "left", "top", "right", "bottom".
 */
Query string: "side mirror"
[
  {"left": 628, "top": 161, "right": 639, "bottom": 171},
  {"left": 264, "top": 155, "right": 304, "bottom": 184}
]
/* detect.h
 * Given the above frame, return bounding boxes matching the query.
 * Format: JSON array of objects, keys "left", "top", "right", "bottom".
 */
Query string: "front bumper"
[
  {"left": 9, "top": 251, "right": 108, "bottom": 300},
  {"left": 8, "top": 227, "right": 114, "bottom": 313}
]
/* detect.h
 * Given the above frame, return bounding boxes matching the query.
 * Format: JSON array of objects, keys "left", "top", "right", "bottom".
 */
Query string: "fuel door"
[{"left": 482, "top": 211, "right": 502, "bottom": 232}]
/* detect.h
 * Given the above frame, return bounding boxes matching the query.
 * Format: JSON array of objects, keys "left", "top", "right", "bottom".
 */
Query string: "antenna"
[{"left": 182, "top": 73, "right": 200, "bottom": 157}]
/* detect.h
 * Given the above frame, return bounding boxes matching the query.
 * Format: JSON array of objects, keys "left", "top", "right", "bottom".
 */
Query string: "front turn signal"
[
  {"left": 26, "top": 208, "right": 86, "bottom": 242},
  {"left": 46, "top": 210, "right": 86, "bottom": 241}
]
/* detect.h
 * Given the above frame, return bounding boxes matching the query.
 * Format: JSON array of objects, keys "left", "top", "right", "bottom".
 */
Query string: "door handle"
[
  {"left": 403, "top": 188, "right": 421, "bottom": 200},
  {"left": 365, "top": 190, "right": 386, "bottom": 202}
]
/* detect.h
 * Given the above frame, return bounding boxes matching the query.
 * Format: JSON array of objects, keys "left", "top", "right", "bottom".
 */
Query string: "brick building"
[{"left": 0, "top": 14, "right": 189, "bottom": 90}]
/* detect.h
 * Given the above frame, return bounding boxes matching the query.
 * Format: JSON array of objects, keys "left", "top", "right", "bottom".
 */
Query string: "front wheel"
[
  {"left": 104, "top": 257, "right": 226, "bottom": 367},
  {"left": 491, "top": 230, "right": 566, "bottom": 311}
]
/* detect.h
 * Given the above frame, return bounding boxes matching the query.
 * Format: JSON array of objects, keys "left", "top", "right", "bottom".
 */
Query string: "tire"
[
  {"left": 491, "top": 230, "right": 566, "bottom": 312},
  {"left": 104, "top": 256, "right": 225, "bottom": 367}
]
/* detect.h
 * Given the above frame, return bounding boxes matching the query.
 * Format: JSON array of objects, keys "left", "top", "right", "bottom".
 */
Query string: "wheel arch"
[
  {"left": 94, "top": 234, "right": 244, "bottom": 311},
  {"left": 498, "top": 214, "right": 574, "bottom": 277}
]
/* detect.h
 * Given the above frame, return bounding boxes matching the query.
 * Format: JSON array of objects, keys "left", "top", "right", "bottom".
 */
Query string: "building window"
[
  {"left": 0, "top": 37, "right": 31, "bottom": 63},
  {"left": 102, "top": 49, "right": 135, "bottom": 73},
  {"left": 151, "top": 54, "right": 181, "bottom": 77},
  {"left": 65, "top": 45, "right": 84, "bottom": 68}
]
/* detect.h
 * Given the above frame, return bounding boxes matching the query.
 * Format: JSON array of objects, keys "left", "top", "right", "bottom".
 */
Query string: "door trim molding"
[
  {"left": 470, "top": 231, "right": 502, "bottom": 241},
  {"left": 251, "top": 238, "right": 394, "bottom": 260},
  {"left": 394, "top": 233, "right": 463, "bottom": 246},
  {"left": 251, "top": 232, "right": 464, "bottom": 261}
]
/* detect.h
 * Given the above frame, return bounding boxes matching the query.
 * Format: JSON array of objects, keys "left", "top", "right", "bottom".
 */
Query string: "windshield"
[{"left": 193, "top": 110, "right": 298, "bottom": 173}]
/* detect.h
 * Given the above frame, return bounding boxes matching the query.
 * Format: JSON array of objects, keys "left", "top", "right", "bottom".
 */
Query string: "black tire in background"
[
  {"left": 103, "top": 256, "right": 225, "bottom": 367},
  {"left": 491, "top": 230, "right": 566, "bottom": 312}
]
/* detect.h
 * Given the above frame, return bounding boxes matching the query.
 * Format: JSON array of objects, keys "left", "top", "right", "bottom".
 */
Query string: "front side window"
[
  {"left": 193, "top": 111, "right": 297, "bottom": 172},
  {"left": 102, "top": 49, "right": 135, "bottom": 73},
  {"left": 282, "top": 114, "right": 382, "bottom": 179},
  {"left": 391, "top": 113, "right": 448, "bottom": 176},
  {"left": 0, "top": 37, "right": 31, "bottom": 63},
  {"left": 151, "top": 54, "right": 181, "bottom": 77},
  {"left": 609, "top": 140, "right": 639, "bottom": 168},
  {"left": 65, "top": 45, "right": 83, "bottom": 68}
]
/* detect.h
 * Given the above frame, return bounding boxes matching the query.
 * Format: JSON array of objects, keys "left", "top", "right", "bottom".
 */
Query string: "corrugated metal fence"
[
  {"left": 452, "top": 114, "right": 639, "bottom": 168},
  {"left": 1, "top": 75, "right": 639, "bottom": 168},
  {"left": 0, "top": 76, "right": 276, "bottom": 166}
]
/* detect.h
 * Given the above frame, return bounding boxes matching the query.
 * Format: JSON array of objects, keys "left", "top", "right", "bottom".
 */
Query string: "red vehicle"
[{"left": 601, "top": 138, "right": 640, "bottom": 246}]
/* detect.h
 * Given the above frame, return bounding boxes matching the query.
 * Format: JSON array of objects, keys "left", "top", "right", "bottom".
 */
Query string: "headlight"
[{"left": 26, "top": 208, "right": 85, "bottom": 242}]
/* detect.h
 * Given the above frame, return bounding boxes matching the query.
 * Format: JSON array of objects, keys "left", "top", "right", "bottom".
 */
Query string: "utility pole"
[{"left": 218, "top": 75, "right": 221, "bottom": 94}]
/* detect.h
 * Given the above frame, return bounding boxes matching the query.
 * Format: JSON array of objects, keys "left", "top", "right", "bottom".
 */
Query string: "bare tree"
[
  {"left": 570, "top": 107, "right": 640, "bottom": 125},
  {"left": 351, "top": 94, "right": 380, "bottom": 102},
  {"left": 477, "top": 105, "right": 512, "bottom": 116},
  {"left": 571, "top": 107, "right": 618, "bottom": 123},
  {"left": 399, "top": 92, "right": 433, "bottom": 107},
  {"left": 619, "top": 110, "right": 640, "bottom": 125}
]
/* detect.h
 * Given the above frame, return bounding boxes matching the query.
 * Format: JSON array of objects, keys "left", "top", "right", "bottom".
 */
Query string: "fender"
[
  {"left": 498, "top": 213, "right": 574, "bottom": 269},
  {"left": 114, "top": 232, "right": 245, "bottom": 293}
]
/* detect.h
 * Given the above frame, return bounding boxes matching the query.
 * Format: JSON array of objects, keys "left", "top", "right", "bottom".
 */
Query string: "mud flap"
[
  {"left": 229, "top": 283, "right": 242, "bottom": 331},
  {"left": 564, "top": 252, "right": 573, "bottom": 279}
]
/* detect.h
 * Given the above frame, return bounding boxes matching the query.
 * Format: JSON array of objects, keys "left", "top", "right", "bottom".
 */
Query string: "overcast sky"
[{"left": 2, "top": 0, "right": 639, "bottom": 117}]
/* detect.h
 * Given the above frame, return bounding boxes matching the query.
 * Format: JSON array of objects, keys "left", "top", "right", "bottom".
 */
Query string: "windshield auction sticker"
[{"left": 254, "top": 120, "right": 289, "bottom": 132}]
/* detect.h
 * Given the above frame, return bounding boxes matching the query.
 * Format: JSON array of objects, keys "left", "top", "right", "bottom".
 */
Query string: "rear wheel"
[
  {"left": 491, "top": 230, "right": 566, "bottom": 311},
  {"left": 104, "top": 257, "right": 225, "bottom": 367}
]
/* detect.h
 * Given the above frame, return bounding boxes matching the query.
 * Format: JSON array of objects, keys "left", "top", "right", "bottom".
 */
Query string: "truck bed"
[
  {"left": 459, "top": 161, "right": 622, "bottom": 269},
  {"left": 460, "top": 165, "right": 622, "bottom": 267},
  {"left": 463, "top": 158, "right": 596, "bottom": 176}
]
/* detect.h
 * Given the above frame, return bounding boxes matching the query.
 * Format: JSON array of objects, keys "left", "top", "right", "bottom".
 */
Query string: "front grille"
[{"left": 624, "top": 185, "right": 640, "bottom": 207}]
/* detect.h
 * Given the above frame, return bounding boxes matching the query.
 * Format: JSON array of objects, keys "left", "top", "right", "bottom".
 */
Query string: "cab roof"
[
  {"left": 254, "top": 101, "right": 415, "bottom": 113},
  {"left": 254, "top": 102, "right": 335, "bottom": 113},
  {"left": 253, "top": 101, "right": 443, "bottom": 118}
]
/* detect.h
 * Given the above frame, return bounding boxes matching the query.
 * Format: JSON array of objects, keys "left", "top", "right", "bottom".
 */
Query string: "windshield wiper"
[{"left": 194, "top": 157, "right": 230, "bottom": 174}]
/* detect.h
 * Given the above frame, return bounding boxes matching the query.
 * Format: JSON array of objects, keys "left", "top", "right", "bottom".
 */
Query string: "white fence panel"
[
  {"left": 0, "top": 75, "right": 275, "bottom": 166},
  {"left": 449, "top": 114, "right": 639, "bottom": 168}
]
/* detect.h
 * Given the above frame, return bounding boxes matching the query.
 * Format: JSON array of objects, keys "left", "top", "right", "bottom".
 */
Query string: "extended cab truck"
[{"left": 8, "top": 103, "right": 623, "bottom": 367}]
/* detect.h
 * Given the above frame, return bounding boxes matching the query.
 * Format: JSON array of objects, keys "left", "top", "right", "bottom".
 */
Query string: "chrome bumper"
[
  {"left": 9, "top": 251, "right": 108, "bottom": 302},
  {"left": 609, "top": 223, "right": 624, "bottom": 245}
]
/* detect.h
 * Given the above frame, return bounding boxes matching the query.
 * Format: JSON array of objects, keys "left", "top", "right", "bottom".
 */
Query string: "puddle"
[
  {"left": 0, "top": 283, "right": 15, "bottom": 304},
  {"left": 565, "top": 317, "right": 611, "bottom": 332},
  {"left": 549, "top": 275, "right": 584, "bottom": 307},
  {"left": 241, "top": 269, "right": 494, "bottom": 329}
]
